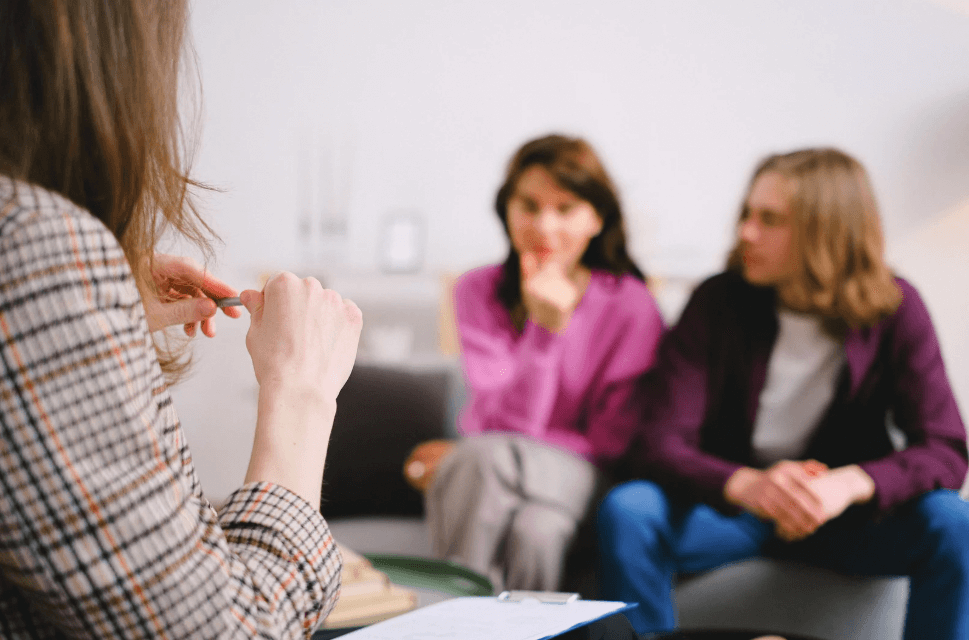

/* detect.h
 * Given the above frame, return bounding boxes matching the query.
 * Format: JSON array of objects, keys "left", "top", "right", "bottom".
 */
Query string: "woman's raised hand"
[
  {"left": 240, "top": 272, "right": 361, "bottom": 401},
  {"left": 240, "top": 272, "right": 362, "bottom": 506},
  {"left": 520, "top": 252, "right": 581, "bottom": 333},
  {"left": 143, "top": 253, "right": 242, "bottom": 337}
]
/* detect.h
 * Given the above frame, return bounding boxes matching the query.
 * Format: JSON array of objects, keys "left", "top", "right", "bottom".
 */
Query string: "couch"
[{"left": 322, "top": 362, "right": 908, "bottom": 640}]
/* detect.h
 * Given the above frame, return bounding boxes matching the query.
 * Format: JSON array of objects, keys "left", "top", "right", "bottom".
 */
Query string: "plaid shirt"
[{"left": 0, "top": 177, "right": 342, "bottom": 638}]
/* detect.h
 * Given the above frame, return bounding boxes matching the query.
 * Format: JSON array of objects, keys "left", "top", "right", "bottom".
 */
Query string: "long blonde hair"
[
  {"left": 0, "top": 1, "right": 213, "bottom": 378},
  {"left": 727, "top": 148, "right": 901, "bottom": 328}
]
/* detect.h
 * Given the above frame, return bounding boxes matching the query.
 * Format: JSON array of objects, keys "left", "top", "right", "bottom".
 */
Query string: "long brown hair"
[
  {"left": 494, "top": 134, "right": 645, "bottom": 330},
  {"left": 726, "top": 148, "right": 901, "bottom": 329},
  {"left": 0, "top": 1, "right": 213, "bottom": 378}
]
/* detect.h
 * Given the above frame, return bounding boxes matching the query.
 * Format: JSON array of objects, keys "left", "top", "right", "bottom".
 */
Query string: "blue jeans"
[{"left": 597, "top": 480, "right": 969, "bottom": 639}]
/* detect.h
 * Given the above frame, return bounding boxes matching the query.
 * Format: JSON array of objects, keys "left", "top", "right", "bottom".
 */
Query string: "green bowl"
[{"left": 364, "top": 554, "right": 493, "bottom": 597}]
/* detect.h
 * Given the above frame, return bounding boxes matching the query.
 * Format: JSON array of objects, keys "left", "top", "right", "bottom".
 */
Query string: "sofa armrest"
[{"left": 321, "top": 362, "right": 459, "bottom": 518}]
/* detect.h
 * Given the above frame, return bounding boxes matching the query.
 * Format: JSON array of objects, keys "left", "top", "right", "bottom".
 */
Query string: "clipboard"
[
  {"left": 498, "top": 590, "right": 580, "bottom": 604},
  {"left": 333, "top": 595, "right": 638, "bottom": 640}
]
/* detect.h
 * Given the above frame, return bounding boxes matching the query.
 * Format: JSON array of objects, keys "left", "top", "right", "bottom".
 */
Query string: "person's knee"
[
  {"left": 597, "top": 480, "right": 670, "bottom": 554},
  {"left": 599, "top": 481, "right": 668, "bottom": 528},
  {"left": 443, "top": 435, "right": 517, "bottom": 485},
  {"left": 504, "top": 505, "right": 574, "bottom": 588},
  {"left": 915, "top": 489, "right": 969, "bottom": 580},
  {"left": 916, "top": 490, "right": 969, "bottom": 570},
  {"left": 510, "top": 505, "right": 575, "bottom": 552}
]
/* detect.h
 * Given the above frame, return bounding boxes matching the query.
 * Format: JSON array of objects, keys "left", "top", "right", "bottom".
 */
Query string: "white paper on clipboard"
[{"left": 334, "top": 596, "right": 635, "bottom": 640}]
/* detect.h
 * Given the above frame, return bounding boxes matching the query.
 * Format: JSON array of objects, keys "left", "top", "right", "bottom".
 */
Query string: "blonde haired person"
[
  {"left": 599, "top": 148, "right": 969, "bottom": 638},
  {"left": 0, "top": 1, "right": 360, "bottom": 636}
]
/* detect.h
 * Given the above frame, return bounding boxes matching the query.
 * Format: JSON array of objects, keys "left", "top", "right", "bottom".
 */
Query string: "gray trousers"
[{"left": 425, "top": 434, "right": 599, "bottom": 592}]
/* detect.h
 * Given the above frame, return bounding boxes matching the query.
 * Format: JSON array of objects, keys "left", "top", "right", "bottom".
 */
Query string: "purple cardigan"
[{"left": 633, "top": 270, "right": 967, "bottom": 515}]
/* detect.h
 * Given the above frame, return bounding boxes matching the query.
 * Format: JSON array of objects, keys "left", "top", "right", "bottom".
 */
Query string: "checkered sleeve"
[{"left": 0, "top": 181, "right": 341, "bottom": 638}]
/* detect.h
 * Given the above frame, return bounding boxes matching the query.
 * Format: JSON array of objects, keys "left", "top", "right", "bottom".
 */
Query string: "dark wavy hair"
[
  {"left": 494, "top": 134, "right": 645, "bottom": 330},
  {"left": 0, "top": 0, "right": 213, "bottom": 379}
]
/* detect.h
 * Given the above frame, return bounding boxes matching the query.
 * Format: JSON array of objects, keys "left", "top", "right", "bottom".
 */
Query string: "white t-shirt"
[{"left": 751, "top": 309, "right": 845, "bottom": 466}]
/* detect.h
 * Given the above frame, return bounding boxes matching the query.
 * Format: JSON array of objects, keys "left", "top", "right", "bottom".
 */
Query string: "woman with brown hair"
[
  {"left": 598, "top": 148, "right": 969, "bottom": 638},
  {"left": 425, "top": 134, "right": 664, "bottom": 593},
  {"left": 0, "top": 1, "right": 360, "bottom": 636}
]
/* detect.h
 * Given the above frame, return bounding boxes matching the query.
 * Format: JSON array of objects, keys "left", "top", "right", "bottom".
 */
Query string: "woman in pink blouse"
[{"left": 426, "top": 134, "right": 664, "bottom": 592}]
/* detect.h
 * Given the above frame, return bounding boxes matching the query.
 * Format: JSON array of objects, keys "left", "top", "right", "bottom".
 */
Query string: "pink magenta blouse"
[{"left": 454, "top": 264, "right": 664, "bottom": 465}]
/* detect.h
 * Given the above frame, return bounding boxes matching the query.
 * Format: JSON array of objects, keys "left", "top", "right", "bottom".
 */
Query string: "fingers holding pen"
[
  {"left": 239, "top": 289, "right": 263, "bottom": 317},
  {"left": 146, "top": 295, "right": 217, "bottom": 335},
  {"left": 145, "top": 253, "right": 242, "bottom": 338},
  {"left": 241, "top": 273, "right": 362, "bottom": 399},
  {"left": 154, "top": 254, "right": 241, "bottom": 311}
]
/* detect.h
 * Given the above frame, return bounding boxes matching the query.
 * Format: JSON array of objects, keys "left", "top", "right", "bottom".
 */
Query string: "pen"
[{"left": 214, "top": 296, "right": 242, "bottom": 308}]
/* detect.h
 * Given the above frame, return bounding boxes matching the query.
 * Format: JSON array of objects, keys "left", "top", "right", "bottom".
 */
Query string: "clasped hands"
[{"left": 724, "top": 460, "right": 876, "bottom": 542}]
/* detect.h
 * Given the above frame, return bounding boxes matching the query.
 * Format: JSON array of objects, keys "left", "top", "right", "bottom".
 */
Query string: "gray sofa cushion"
[{"left": 676, "top": 559, "right": 907, "bottom": 639}]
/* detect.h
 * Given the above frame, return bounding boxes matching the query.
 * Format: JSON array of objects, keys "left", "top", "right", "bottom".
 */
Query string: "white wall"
[
  {"left": 175, "top": 0, "right": 969, "bottom": 503},
  {"left": 888, "top": 199, "right": 969, "bottom": 468}
]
